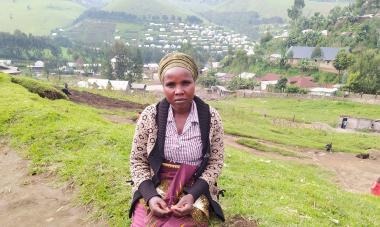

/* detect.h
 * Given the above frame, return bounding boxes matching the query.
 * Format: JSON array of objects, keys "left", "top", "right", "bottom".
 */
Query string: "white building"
[
  {"left": 110, "top": 80, "right": 129, "bottom": 91},
  {"left": 239, "top": 72, "right": 256, "bottom": 79},
  {"left": 309, "top": 87, "right": 338, "bottom": 96},
  {"left": 88, "top": 79, "right": 110, "bottom": 89}
]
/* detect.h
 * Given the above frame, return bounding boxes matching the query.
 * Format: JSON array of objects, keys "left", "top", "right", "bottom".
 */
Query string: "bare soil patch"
[
  {"left": 221, "top": 215, "right": 259, "bottom": 227},
  {"left": 69, "top": 90, "right": 146, "bottom": 111},
  {"left": 0, "top": 141, "right": 105, "bottom": 227},
  {"left": 102, "top": 114, "right": 135, "bottom": 125},
  {"left": 225, "top": 134, "right": 380, "bottom": 194}
]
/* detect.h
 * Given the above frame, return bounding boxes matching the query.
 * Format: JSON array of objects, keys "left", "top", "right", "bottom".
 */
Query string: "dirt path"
[
  {"left": 224, "top": 134, "right": 380, "bottom": 194},
  {"left": 0, "top": 142, "right": 105, "bottom": 227},
  {"left": 69, "top": 90, "right": 146, "bottom": 111}
]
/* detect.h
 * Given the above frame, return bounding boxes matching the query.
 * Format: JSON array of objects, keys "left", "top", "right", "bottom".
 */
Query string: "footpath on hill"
[
  {"left": 0, "top": 141, "right": 105, "bottom": 227},
  {"left": 224, "top": 134, "right": 380, "bottom": 194}
]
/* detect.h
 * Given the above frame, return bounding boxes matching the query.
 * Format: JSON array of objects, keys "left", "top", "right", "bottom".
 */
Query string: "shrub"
[
  {"left": 198, "top": 71, "right": 219, "bottom": 88},
  {"left": 227, "top": 76, "right": 257, "bottom": 90},
  {"left": 11, "top": 76, "right": 67, "bottom": 100},
  {"left": 285, "top": 85, "right": 308, "bottom": 94}
]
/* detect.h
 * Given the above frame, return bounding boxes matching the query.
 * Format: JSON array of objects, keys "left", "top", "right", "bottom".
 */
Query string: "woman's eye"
[{"left": 165, "top": 83, "right": 175, "bottom": 88}]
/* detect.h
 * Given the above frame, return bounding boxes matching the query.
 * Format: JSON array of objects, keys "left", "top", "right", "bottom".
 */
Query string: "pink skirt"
[{"left": 131, "top": 163, "right": 209, "bottom": 227}]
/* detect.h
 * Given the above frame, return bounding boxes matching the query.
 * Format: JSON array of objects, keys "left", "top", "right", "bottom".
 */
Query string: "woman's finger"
[{"left": 171, "top": 203, "right": 192, "bottom": 217}]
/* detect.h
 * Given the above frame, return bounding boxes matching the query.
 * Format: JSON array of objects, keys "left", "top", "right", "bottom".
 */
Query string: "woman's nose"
[{"left": 174, "top": 86, "right": 184, "bottom": 94}]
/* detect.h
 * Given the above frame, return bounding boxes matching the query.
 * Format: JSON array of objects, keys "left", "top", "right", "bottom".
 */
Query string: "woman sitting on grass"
[{"left": 129, "top": 52, "right": 225, "bottom": 226}]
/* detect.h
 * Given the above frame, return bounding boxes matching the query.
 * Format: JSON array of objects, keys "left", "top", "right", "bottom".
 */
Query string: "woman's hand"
[
  {"left": 148, "top": 196, "right": 171, "bottom": 217},
  {"left": 170, "top": 194, "right": 194, "bottom": 217}
]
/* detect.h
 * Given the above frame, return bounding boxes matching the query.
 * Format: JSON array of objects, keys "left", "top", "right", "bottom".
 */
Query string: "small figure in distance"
[
  {"left": 62, "top": 83, "right": 72, "bottom": 96},
  {"left": 325, "top": 143, "right": 333, "bottom": 153}
]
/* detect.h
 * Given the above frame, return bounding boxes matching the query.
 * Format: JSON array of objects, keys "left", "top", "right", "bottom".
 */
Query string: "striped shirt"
[{"left": 164, "top": 101, "right": 203, "bottom": 166}]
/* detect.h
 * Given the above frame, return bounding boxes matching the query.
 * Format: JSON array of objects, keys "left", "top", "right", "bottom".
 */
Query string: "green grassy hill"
[
  {"left": 104, "top": 0, "right": 349, "bottom": 19},
  {"left": 103, "top": 0, "right": 192, "bottom": 17},
  {"left": 213, "top": 0, "right": 350, "bottom": 18},
  {"left": 0, "top": 0, "right": 85, "bottom": 35}
]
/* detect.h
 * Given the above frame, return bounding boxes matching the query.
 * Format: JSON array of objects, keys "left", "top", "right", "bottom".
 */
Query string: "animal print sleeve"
[
  {"left": 130, "top": 105, "right": 155, "bottom": 189},
  {"left": 200, "top": 107, "right": 225, "bottom": 187}
]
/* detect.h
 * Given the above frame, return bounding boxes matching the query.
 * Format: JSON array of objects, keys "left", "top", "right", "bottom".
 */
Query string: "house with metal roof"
[
  {"left": 257, "top": 73, "right": 282, "bottom": 91},
  {"left": 288, "top": 76, "right": 318, "bottom": 89},
  {"left": 286, "top": 46, "right": 344, "bottom": 73}
]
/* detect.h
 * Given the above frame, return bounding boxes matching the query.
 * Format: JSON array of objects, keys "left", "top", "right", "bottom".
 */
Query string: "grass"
[
  {"left": 217, "top": 97, "right": 380, "bottom": 126},
  {"left": 65, "top": 19, "right": 116, "bottom": 44},
  {"left": 1, "top": 73, "right": 379, "bottom": 226},
  {"left": 11, "top": 76, "right": 68, "bottom": 100},
  {"left": 211, "top": 97, "right": 380, "bottom": 153},
  {"left": 236, "top": 138, "right": 301, "bottom": 157},
  {"left": 0, "top": 0, "right": 84, "bottom": 35},
  {"left": 214, "top": 0, "right": 349, "bottom": 18},
  {"left": 219, "top": 147, "right": 380, "bottom": 226},
  {"left": 104, "top": 0, "right": 192, "bottom": 17},
  {"left": 0, "top": 74, "right": 135, "bottom": 225}
]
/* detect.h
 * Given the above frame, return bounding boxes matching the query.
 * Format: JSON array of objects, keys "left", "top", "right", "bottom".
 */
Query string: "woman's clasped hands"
[{"left": 148, "top": 194, "right": 194, "bottom": 217}]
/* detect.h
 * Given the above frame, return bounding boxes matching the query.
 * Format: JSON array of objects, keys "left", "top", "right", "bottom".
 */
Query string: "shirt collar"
[{"left": 168, "top": 100, "right": 199, "bottom": 124}]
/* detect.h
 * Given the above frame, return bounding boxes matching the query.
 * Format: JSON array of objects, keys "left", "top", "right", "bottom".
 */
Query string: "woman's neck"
[{"left": 172, "top": 103, "right": 192, "bottom": 116}]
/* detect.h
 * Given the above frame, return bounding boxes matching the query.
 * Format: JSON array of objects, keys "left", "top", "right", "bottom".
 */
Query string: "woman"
[{"left": 129, "top": 52, "right": 225, "bottom": 226}]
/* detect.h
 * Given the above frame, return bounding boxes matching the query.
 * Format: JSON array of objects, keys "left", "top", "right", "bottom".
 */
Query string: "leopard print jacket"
[{"left": 130, "top": 103, "right": 224, "bottom": 201}]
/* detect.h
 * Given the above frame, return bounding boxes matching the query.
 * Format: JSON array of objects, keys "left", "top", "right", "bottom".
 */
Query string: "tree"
[
  {"left": 285, "top": 85, "right": 307, "bottom": 94},
  {"left": 101, "top": 59, "right": 113, "bottom": 79},
  {"left": 227, "top": 76, "right": 257, "bottom": 90},
  {"left": 299, "top": 59, "right": 310, "bottom": 72},
  {"left": 275, "top": 77, "right": 288, "bottom": 92},
  {"left": 112, "top": 41, "right": 129, "bottom": 80},
  {"left": 260, "top": 32, "right": 273, "bottom": 44},
  {"left": 179, "top": 43, "right": 208, "bottom": 68},
  {"left": 334, "top": 49, "right": 353, "bottom": 76},
  {"left": 346, "top": 49, "right": 380, "bottom": 94},
  {"left": 125, "top": 48, "right": 143, "bottom": 84},
  {"left": 311, "top": 46, "right": 322, "bottom": 60},
  {"left": 198, "top": 71, "right": 219, "bottom": 88},
  {"left": 287, "top": 0, "right": 305, "bottom": 21},
  {"left": 102, "top": 41, "right": 143, "bottom": 83}
]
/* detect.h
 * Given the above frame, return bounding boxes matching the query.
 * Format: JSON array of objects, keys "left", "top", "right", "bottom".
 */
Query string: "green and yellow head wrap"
[{"left": 158, "top": 52, "right": 198, "bottom": 84}]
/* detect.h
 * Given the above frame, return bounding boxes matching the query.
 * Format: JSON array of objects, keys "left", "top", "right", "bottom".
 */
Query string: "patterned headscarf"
[{"left": 158, "top": 52, "right": 198, "bottom": 83}]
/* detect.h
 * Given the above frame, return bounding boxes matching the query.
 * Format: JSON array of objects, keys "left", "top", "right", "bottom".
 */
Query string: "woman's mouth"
[{"left": 174, "top": 99, "right": 187, "bottom": 103}]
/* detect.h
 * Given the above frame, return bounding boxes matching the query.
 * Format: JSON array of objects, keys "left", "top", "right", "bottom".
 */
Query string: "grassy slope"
[
  {"left": 220, "top": 147, "right": 379, "bottom": 226},
  {"left": 0, "top": 0, "right": 85, "bottom": 35},
  {"left": 211, "top": 97, "right": 380, "bottom": 153},
  {"left": 214, "top": 0, "right": 349, "bottom": 17},
  {"left": 103, "top": 0, "right": 192, "bottom": 17},
  {"left": 1, "top": 74, "right": 379, "bottom": 226}
]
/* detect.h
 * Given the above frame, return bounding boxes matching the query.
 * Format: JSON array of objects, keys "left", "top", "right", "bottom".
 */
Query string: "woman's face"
[{"left": 162, "top": 67, "right": 195, "bottom": 110}]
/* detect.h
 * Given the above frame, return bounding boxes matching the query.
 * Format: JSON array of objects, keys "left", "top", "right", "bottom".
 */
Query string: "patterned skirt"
[{"left": 131, "top": 163, "right": 209, "bottom": 227}]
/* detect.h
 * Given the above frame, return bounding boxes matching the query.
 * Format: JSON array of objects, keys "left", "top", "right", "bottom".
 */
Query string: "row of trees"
[
  {"left": 0, "top": 30, "right": 61, "bottom": 60},
  {"left": 101, "top": 41, "right": 143, "bottom": 83},
  {"left": 74, "top": 9, "right": 203, "bottom": 25}
]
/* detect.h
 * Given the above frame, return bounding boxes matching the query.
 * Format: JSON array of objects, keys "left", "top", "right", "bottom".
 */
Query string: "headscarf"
[{"left": 158, "top": 52, "right": 198, "bottom": 83}]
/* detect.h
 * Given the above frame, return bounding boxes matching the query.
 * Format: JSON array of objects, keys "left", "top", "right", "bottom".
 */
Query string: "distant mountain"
[
  {"left": 212, "top": 0, "right": 351, "bottom": 18},
  {"left": 0, "top": 0, "right": 352, "bottom": 37},
  {"left": 103, "top": 0, "right": 193, "bottom": 17},
  {"left": 0, "top": 0, "right": 85, "bottom": 35},
  {"left": 75, "top": 0, "right": 112, "bottom": 7}
]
